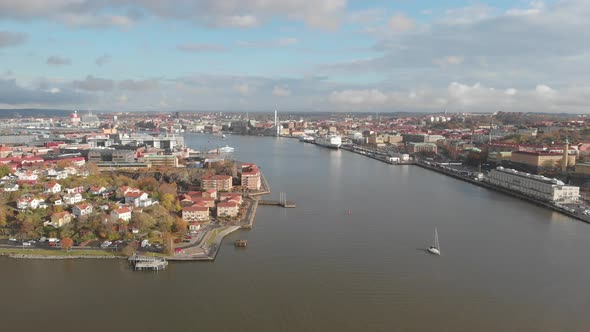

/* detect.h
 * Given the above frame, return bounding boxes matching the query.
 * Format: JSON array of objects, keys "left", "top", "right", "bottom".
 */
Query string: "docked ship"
[
  {"left": 218, "top": 146, "right": 235, "bottom": 153},
  {"left": 315, "top": 134, "right": 342, "bottom": 149},
  {"left": 299, "top": 135, "right": 315, "bottom": 143}
]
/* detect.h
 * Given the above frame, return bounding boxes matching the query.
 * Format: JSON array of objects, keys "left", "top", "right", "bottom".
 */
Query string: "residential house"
[
  {"left": 63, "top": 193, "right": 84, "bottom": 205},
  {"left": 182, "top": 205, "right": 210, "bottom": 222},
  {"left": 111, "top": 207, "right": 132, "bottom": 222},
  {"left": 216, "top": 201, "right": 239, "bottom": 218},
  {"left": 63, "top": 186, "right": 84, "bottom": 195},
  {"left": 192, "top": 197, "right": 215, "bottom": 208},
  {"left": 47, "top": 211, "right": 72, "bottom": 228},
  {"left": 89, "top": 186, "right": 107, "bottom": 195},
  {"left": 3, "top": 183, "right": 19, "bottom": 192},
  {"left": 219, "top": 192, "right": 243, "bottom": 205},
  {"left": 17, "top": 196, "right": 46, "bottom": 210},
  {"left": 16, "top": 170, "right": 38, "bottom": 182},
  {"left": 204, "top": 189, "right": 217, "bottom": 199},
  {"left": 72, "top": 203, "right": 93, "bottom": 218},
  {"left": 189, "top": 222, "right": 201, "bottom": 232},
  {"left": 44, "top": 181, "right": 62, "bottom": 194},
  {"left": 124, "top": 191, "right": 154, "bottom": 208}
]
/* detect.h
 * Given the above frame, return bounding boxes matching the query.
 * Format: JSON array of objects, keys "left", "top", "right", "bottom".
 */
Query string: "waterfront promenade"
[{"left": 338, "top": 142, "right": 590, "bottom": 224}]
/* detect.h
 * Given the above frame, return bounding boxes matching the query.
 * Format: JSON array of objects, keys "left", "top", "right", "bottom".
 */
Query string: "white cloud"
[
  {"left": 218, "top": 15, "right": 260, "bottom": 28},
  {"left": 72, "top": 75, "right": 114, "bottom": 91},
  {"left": 388, "top": 13, "right": 415, "bottom": 33},
  {"left": 234, "top": 83, "right": 251, "bottom": 96},
  {"left": 434, "top": 55, "right": 464, "bottom": 67},
  {"left": 237, "top": 37, "right": 299, "bottom": 48},
  {"left": 535, "top": 84, "right": 555, "bottom": 96},
  {"left": 505, "top": 88, "right": 518, "bottom": 95},
  {"left": 0, "top": 0, "right": 346, "bottom": 30},
  {"left": 273, "top": 86, "right": 291, "bottom": 97},
  {"left": 330, "top": 89, "right": 388, "bottom": 105},
  {"left": 177, "top": 43, "right": 227, "bottom": 52}
]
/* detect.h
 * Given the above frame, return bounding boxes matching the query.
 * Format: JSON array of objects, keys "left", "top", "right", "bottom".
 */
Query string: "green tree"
[
  {"left": 160, "top": 193, "right": 176, "bottom": 212},
  {"left": 0, "top": 164, "right": 11, "bottom": 178},
  {"left": 0, "top": 205, "right": 7, "bottom": 227}
]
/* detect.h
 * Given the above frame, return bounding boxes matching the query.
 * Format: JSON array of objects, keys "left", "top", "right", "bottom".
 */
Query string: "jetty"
[
  {"left": 128, "top": 254, "right": 168, "bottom": 271},
  {"left": 259, "top": 192, "right": 296, "bottom": 208}
]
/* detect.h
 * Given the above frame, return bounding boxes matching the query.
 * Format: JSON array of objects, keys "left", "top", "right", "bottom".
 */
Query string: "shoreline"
[{"left": 337, "top": 142, "right": 590, "bottom": 224}]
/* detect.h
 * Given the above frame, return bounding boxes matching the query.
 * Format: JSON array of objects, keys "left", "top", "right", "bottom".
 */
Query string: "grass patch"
[{"left": 0, "top": 248, "right": 122, "bottom": 257}]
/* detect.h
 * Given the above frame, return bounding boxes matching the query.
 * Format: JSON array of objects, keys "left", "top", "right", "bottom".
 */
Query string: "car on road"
[{"left": 22, "top": 242, "right": 31, "bottom": 246}]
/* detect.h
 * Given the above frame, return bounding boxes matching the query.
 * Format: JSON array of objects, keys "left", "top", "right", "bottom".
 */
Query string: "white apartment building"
[{"left": 488, "top": 167, "right": 579, "bottom": 203}]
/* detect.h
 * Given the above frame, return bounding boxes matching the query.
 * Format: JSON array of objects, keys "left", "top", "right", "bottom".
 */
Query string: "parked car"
[
  {"left": 8, "top": 238, "right": 17, "bottom": 242},
  {"left": 22, "top": 242, "right": 31, "bottom": 246}
]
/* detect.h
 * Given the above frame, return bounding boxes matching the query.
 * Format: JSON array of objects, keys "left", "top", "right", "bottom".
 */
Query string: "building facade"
[
  {"left": 488, "top": 167, "right": 579, "bottom": 203},
  {"left": 201, "top": 175, "right": 233, "bottom": 191}
]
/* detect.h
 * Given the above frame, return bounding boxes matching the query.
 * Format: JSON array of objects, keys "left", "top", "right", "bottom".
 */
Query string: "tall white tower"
[{"left": 275, "top": 109, "right": 280, "bottom": 137}]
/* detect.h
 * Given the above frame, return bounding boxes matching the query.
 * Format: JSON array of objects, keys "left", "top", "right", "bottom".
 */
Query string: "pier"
[
  {"left": 128, "top": 254, "right": 168, "bottom": 271},
  {"left": 259, "top": 192, "right": 296, "bottom": 208}
]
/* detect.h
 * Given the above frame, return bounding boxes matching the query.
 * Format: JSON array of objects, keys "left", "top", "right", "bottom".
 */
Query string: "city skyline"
[{"left": 1, "top": 0, "right": 589, "bottom": 113}]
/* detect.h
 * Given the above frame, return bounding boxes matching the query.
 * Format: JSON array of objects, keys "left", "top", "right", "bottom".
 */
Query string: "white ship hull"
[{"left": 315, "top": 135, "right": 342, "bottom": 149}]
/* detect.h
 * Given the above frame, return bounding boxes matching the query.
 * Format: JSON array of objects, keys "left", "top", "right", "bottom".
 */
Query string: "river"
[{"left": 1, "top": 134, "right": 589, "bottom": 332}]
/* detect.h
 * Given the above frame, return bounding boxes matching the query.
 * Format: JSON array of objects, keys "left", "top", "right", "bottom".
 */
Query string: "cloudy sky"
[{"left": 0, "top": 0, "right": 588, "bottom": 113}]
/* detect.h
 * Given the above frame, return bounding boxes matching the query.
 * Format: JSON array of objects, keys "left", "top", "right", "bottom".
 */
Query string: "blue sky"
[{"left": 1, "top": 0, "right": 588, "bottom": 113}]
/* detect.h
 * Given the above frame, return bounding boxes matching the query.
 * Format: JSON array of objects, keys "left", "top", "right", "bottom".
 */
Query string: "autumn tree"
[
  {"left": 158, "top": 182, "right": 177, "bottom": 197},
  {"left": 121, "top": 241, "right": 138, "bottom": 256},
  {"left": 160, "top": 193, "right": 176, "bottom": 212},
  {"left": 173, "top": 217, "right": 188, "bottom": 235},
  {"left": 61, "top": 237, "right": 74, "bottom": 251},
  {"left": 0, "top": 206, "right": 7, "bottom": 227},
  {"left": 0, "top": 164, "right": 11, "bottom": 178},
  {"left": 162, "top": 232, "right": 173, "bottom": 255}
]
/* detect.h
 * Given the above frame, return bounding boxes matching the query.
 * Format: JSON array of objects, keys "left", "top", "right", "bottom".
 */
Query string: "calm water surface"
[{"left": 2, "top": 134, "right": 589, "bottom": 331}]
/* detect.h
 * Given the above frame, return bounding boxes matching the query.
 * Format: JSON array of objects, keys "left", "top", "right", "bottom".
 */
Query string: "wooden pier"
[{"left": 128, "top": 254, "right": 168, "bottom": 271}]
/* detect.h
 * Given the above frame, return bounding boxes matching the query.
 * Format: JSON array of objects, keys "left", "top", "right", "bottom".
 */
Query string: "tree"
[
  {"left": 61, "top": 237, "right": 74, "bottom": 251},
  {"left": 0, "top": 164, "right": 11, "bottom": 178},
  {"left": 162, "top": 232, "right": 173, "bottom": 255},
  {"left": 0, "top": 206, "right": 7, "bottom": 227},
  {"left": 158, "top": 182, "right": 177, "bottom": 197},
  {"left": 173, "top": 217, "right": 188, "bottom": 235},
  {"left": 121, "top": 241, "right": 138, "bottom": 256},
  {"left": 160, "top": 193, "right": 176, "bottom": 212}
]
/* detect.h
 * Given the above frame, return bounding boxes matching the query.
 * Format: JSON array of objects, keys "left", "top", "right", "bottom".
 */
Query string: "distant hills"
[{"left": 0, "top": 109, "right": 74, "bottom": 118}]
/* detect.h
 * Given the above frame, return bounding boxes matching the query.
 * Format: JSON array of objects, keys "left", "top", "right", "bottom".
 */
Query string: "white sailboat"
[{"left": 428, "top": 228, "right": 441, "bottom": 255}]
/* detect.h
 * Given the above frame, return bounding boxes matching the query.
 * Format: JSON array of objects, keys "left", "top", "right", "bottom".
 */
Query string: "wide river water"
[{"left": 2, "top": 134, "right": 590, "bottom": 331}]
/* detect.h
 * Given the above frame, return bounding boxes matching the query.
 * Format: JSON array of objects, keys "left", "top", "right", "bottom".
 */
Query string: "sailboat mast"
[{"left": 434, "top": 228, "right": 440, "bottom": 252}]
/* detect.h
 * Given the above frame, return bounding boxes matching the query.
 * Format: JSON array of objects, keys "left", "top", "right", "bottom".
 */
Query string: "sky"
[{"left": 0, "top": 0, "right": 588, "bottom": 113}]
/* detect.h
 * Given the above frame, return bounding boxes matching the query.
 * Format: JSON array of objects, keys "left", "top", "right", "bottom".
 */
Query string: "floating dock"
[
  {"left": 128, "top": 254, "right": 168, "bottom": 271},
  {"left": 234, "top": 240, "right": 248, "bottom": 247}
]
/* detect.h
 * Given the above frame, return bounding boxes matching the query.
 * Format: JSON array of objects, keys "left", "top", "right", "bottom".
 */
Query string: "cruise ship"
[{"left": 315, "top": 134, "right": 342, "bottom": 149}]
